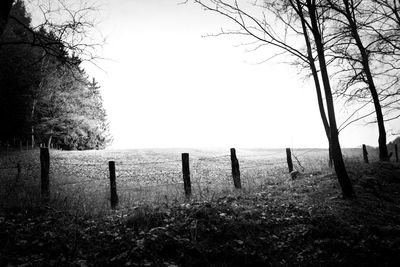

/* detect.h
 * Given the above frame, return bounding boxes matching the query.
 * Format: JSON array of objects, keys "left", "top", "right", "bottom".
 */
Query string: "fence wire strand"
[{"left": 1, "top": 147, "right": 380, "bottom": 204}]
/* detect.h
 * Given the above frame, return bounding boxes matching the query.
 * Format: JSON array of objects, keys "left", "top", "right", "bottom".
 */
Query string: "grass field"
[
  {"left": 0, "top": 147, "right": 377, "bottom": 213},
  {"left": 2, "top": 147, "right": 400, "bottom": 266}
]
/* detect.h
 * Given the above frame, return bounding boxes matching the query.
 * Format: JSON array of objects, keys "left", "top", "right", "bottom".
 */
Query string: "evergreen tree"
[{"left": 0, "top": 1, "right": 111, "bottom": 150}]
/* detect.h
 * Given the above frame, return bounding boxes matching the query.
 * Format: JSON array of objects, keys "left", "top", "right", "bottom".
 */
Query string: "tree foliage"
[{"left": 0, "top": 1, "right": 111, "bottom": 150}]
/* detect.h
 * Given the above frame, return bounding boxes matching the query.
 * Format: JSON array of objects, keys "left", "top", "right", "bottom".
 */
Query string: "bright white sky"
[{"left": 31, "top": 0, "right": 400, "bottom": 149}]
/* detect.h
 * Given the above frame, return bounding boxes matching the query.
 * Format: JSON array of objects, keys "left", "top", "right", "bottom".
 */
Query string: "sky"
[{"left": 29, "top": 0, "right": 400, "bottom": 149}]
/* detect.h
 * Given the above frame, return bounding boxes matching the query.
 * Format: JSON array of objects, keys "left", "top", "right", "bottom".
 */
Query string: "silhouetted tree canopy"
[{"left": 0, "top": 1, "right": 111, "bottom": 150}]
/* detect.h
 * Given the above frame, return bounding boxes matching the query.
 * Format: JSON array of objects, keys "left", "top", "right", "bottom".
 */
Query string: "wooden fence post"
[
  {"left": 16, "top": 162, "right": 21, "bottom": 181},
  {"left": 182, "top": 153, "right": 191, "bottom": 198},
  {"left": 230, "top": 148, "right": 241, "bottom": 189},
  {"left": 395, "top": 144, "right": 398, "bottom": 163},
  {"left": 362, "top": 144, "right": 369, "bottom": 163},
  {"left": 40, "top": 147, "right": 50, "bottom": 202},
  {"left": 286, "top": 148, "right": 293, "bottom": 173},
  {"left": 108, "top": 161, "right": 119, "bottom": 209}
]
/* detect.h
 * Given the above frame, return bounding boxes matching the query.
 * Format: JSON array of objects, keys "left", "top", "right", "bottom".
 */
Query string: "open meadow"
[{"left": 0, "top": 147, "right": 377, "bottom": 213}]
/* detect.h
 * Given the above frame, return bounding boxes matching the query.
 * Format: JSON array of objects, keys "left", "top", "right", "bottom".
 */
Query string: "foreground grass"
[{"left": 1, "top": 161, "right": 400, "bottom": 266}]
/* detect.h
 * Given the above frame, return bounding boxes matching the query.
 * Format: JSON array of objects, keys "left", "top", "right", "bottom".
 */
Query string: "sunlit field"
[{"left": 0, "top": 147, "right": 378, "bottom": 213}]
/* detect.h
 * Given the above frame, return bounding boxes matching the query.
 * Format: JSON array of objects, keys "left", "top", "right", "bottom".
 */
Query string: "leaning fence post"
[
  {"left": 362, "top": 144, "right": 369, "bottom": 163},
  {"left": 108, "top": 161, "right": 119, "bottom": 209},
  {"left": 40, "top": 147, "right": 50, "bottom": 202},
  {"left": 230, "top": 148, "right": 241, "bottom": 189},
  {"left": 286, "top": 148, "right": 293, "bottom": 173},
  {"left": 16, "top": 162, "right": 21, "bottom": 181},
  {"left": 182, "top": 153, "right": 191, "bottom": 198}
]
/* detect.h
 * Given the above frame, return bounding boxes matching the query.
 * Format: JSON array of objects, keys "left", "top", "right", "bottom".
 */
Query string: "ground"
[{"left": 1, "top": 159, "right": 400, "bottom": 266}]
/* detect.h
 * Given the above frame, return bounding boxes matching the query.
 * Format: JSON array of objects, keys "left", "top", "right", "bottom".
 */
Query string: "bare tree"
[
  {"left": 191, "top": 0, "right": 355, "bottom": 197},
  {"left": 368, "top": 0, "right": 400, "bottom": 123},
  {"left": 302, "top": 0, "right": 354, "bottom": 196},
  {"left": 263, "top": 0, "right": 334, "bottom": 166},
  {"left": 371, "top": 0, "right": 400, "bottom": 52},
  {"left": 191, "top": 0, "right": 334, "bottom": 158},
  {"left": 322, "top": 0, "right": 389, "bottom": 161}
]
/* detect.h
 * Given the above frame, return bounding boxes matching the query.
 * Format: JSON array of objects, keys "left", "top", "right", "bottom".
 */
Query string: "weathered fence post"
[
  {"left": 395, "top": 144, "right": 398, "bottom": 163},
  {"left": 16, "top": 162, "right": 21, "bottom": 181},
  {"left": 182, "top": 153, "right": 191, "bottom": 198},
  {"left": 362, "top": 144, "right": 369, "bottom": 163},
  {"left": 40, "top": 147, "right": 50, "bottom": 202},
  {"left": 286, "top": 148, "right": 293, "bottom": 173},
  {"left": 108, "top": 161, "right": 119, "bottom": 209},
  {"left": 230, "top": 148, "right": 241, "bottom": 189}
]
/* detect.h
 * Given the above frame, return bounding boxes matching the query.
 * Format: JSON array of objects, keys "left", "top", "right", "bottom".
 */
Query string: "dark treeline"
[
  {"left": 388, "top": 136, "right": 400, "bottom": 151},
  {"left": 0, "top": 1, "right": 111, "bottom": 150}
]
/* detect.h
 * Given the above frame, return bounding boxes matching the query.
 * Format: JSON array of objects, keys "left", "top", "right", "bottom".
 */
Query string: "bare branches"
[
  {"left": 1, "top": 0, "right": 104, "bottom": 66},
  {"left": 193, "top": 0, "right": 309, "bottom": 63},
  {"left": 191, "top": 0, "right": 333, "bottom": 140}
]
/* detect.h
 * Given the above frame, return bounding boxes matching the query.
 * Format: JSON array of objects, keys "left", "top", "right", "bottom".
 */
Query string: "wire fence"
[{"left": 0, "top": 146, "right": 384, "bottom": 207}]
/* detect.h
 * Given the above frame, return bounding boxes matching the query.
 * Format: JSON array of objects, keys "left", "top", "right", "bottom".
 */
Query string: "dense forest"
[{"left": 0, "top": 1, "right": 111, "bottom": 150}]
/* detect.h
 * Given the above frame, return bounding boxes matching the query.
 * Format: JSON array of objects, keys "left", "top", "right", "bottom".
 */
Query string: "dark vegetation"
[
  {"left": 1, "top": 1, "right": 400, "bottom": 266},
  {"left": 0, "top": 1, "right": 111, "bottom": 150},
  {"left": 1, "top": 159, "right": 400, "bottom": 266},
  {"left": 388, "top": 136, "right": 400, "bottom": 152}
]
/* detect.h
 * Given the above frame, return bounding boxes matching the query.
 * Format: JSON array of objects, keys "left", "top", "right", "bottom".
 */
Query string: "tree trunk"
[
  {"left": 295, "top": 0, "right": 333, "bottom": 167},
  {"left": 328, "top": 141, "right": 333, "bottom": 168},
  {"left": 341, "top": 0, "right": 389, "bottom": 161},
  {"left": 47, "top": 136, "right": 52, "bottom": 148},
  {"left": 307, "top": 0, "right": 354, "bottom": 197},
  {"left": 0, "top": 0, "right": 13, "bottom": 36}
]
